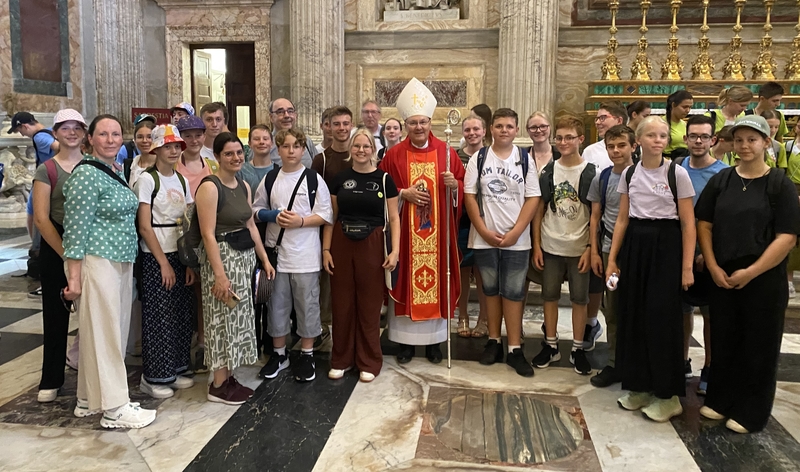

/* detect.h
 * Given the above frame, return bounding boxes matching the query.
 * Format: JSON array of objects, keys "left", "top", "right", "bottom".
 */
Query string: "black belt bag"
[
  {"left": 218, "top": 228, "right": 255, "bottom": 251},
  {"left": 341, "top": 221, "right": 376, "bottom": 241}
]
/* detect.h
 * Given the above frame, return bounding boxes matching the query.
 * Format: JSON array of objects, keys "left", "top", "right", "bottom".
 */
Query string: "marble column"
[
  {"left": 497, "top": 0, "right": 559, "bottom": 122},
  {"left": 93, "top": 0, "right": 146, "bottom": 133},
  {"left": 289, "top": 0, "right": 344, "bottom": 137}
]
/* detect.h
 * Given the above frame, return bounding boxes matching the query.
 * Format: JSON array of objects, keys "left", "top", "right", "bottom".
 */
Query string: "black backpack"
[
  {"left": 539, "top": 161, "right": 597, "bottom": 213},
  {"left": 474, "top": 145, "right": 529, "bottom": 217}
]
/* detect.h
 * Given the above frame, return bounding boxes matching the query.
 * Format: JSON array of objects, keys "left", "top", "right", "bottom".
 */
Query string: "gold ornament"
[
  {"left": 786, "top": 0, "right": 800, "bottom": 79},
  {"left": 753, "top": 0, "right": 777, "bottom": 79},
  {"left": 601, "top": 0, "right": 622, "bottom": 80},
  {"left": 722, "top": 0, "right": 747, "bottom": 80},
  {"left": 631, "top": 0, "right": 652, "bottom": 80},
  {"left": 691, "top": 0, "right": 715, "bottom": 80},
  {"left": 661, "top": 0, "right": 684, "bottom": 80}
]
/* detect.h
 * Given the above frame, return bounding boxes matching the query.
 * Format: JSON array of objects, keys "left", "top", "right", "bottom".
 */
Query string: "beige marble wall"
[
  {"left": 0, "top": 0, "right": 83, "bottom": 115},
  {"left": 345, "top": 0, "right": 490, "bottom": 31}
]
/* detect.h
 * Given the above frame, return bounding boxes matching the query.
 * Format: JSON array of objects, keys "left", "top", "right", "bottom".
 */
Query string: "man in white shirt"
[
  {"left": 582, "top": 102, "right": 627, "bottom": 171},
  {"left": 359, "top": 100, "right": 385, "bottom": 153},
  {"left": 268, "top": 98, "right": 315, "bottom": 168},
  {"left": 199, "top": 102, "right": 228, "bottom": 161}
]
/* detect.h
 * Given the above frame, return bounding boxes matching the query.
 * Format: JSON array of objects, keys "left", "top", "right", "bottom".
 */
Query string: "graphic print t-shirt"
[
  {"left": 541, "top": 160, "right": 591, "bottom": 257},
  {"left": 331, "top": 168, "right": 399, "bottom": 227},
  {"left": 134, "top": 171, "right": 193, "bottom": 254}
]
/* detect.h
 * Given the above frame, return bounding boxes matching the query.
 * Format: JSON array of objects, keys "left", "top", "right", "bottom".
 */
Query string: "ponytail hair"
[
  {"left": 665, "top": 90, "right": 694, "bottom": 128},
  {"left": 717, "top": 85, "right": 753, "bottom": 108}
]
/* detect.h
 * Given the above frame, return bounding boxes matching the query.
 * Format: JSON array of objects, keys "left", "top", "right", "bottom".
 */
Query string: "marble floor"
[{"left": 1, "top": 229, "right": 800, "bottom": 472}]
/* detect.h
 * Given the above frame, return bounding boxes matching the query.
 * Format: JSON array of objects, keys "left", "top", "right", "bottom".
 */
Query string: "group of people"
[{"left": 12, "top": 77, "right": 798, "bottom": 434}]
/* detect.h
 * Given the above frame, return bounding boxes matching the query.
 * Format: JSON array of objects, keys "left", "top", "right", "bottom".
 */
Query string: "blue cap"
[{"left": 176, "top": 115, "right": 205, "bottom": 132}]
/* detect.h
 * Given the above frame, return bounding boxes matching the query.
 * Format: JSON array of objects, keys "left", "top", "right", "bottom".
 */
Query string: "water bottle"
[{"left": 606, "top": 273, "right": 619, "bottom": 291}]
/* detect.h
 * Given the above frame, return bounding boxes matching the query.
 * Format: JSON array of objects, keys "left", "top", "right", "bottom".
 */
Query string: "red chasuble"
[{"left": 379, "top": 132, "right": 465, "bottom": 321}]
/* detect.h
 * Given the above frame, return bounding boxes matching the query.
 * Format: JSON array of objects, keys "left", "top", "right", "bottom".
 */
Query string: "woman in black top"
[
  {"left": 323, "top": 129, "right": 400, "bottom": 383},
  {"left": 695, "top": 115, "right": 800, "bottom": 434}
]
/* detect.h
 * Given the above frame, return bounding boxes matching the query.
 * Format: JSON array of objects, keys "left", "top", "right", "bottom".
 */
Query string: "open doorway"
[{"left": 191, "top": 43, "right": 256, "bottom": 136}]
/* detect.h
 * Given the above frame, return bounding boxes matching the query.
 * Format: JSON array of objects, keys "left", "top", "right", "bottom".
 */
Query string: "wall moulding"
[{"left": 344, "top": 29, "right": 499, "bottom": 50}]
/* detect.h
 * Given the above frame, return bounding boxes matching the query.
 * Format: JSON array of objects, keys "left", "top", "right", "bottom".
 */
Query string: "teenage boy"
[
  {"left": 254, "top": 128, "right": 333, "bottom": 382},
  {"left": 745, "top": 82, "right": 788, "bottom": 141},
  {"left": 710, "top": 125, "right": 734, "bottom": 164},
  {"left": 532, "top": 116, "right": 596, "bottom": 376},
  {"left": 200, "top": 102, "right": 228, "bottom": 161},
  {"left": 680, "top": 114, "right": 727, "bottom": 395},
  {"left": 464, "top": 108, "right": 541, "bottom": 377},
  {"left": 237, "top": 124, "right": 275, "bottom": 196},
  {"left": 170, "top": 102, "right": 195, "bottom": 125},
  {"left": 587, "top": 124, "right": 636, "bottom": 387},
  {"left": 268, "top": 98, "right": 315, "bottom": 168},
  {"left": 8, "top": 112, "right": 58, "bottom": 164},
  {"left": 315, "top": 107, "right": 334, "bottom": 155}
]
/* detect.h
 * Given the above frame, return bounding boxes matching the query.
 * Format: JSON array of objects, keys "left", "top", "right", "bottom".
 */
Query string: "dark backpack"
[
  {"left": 31, "top": 129, "right": 55, "bottom": 166},
  {"left": 475, "top": 145, "right": 529, "bottom": 217},
  {"left": 624, "top": 158, "right": 680, "bottom": 207},
  {"left": 539, "top": 160, "right": 596, "bottom": 213}
]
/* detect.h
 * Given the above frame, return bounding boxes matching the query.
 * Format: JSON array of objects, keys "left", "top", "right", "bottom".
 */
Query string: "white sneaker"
[
  {"left": 167, "top": 376, "right": 194, "bottom": 390},
  {"left": 328, "top": 367, "right": 353, "bottom": 380},
  {"left": 37, "top": 389, "right": 58, "bottom": 403},
  {"left": 100, "top": 403, "right": 156, "bottom": 429},
  {"left": 139, "top": 376, "right": 174, "bottom": 399},
  {"left": 359, "top": 371, "right": 375, "bottom": 383},
  {"left": 73, "top": 398, "right": 100, "bottom": 418},
  {"left": 789, "top": 281, "right": 796, "bottom": 298}
]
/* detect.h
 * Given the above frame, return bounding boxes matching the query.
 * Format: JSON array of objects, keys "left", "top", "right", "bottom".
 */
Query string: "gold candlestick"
[
  {"left": 753, "top": 0, "right": 777, "bottom": 79},
  {"left": 631, "top": 0, "right": 652, "bottom": 80},
  {"left": 786, "top": 0, "right": 800, "bottom": 79},
  {"left": 722, "top": 0, "right": 747, "bottom": 80},
  {"left": 691, "top": 0, "right": 715, "bottom": 80},
  {"left": 661, "top": 0, "right": 684, "bottom": 80},
  {"left": 601, "top": 0, "right": 622, "bottom": 80}
]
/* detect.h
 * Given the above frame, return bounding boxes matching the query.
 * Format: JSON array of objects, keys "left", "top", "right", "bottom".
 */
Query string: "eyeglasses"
[
  {"left": 361, "top": 110, "right": 381, "bottom": 115},
  {"left": 687, "top": 134, "right": 713, "bottom": 142},
  {"left": 554, "top": 135, "right": 579, "bottom": 143},
  {"left": 527, "top": 125, "right": 550, "bottom": 133},
  {"left": 594, "top": 115, "right": 612, "bottom": 123},
  {"left": 405, "top": 119, "right": 431, "bottom": 128},
  {"left": 271, "top": 108, "right": 296, "bottom": 116},
  {"left": 60, "top": 288, "right": 76, "bottom": 313}
]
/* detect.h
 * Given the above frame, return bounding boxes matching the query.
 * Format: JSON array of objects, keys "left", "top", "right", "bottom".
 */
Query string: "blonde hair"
[
  {"left": 526, "top": 111, "right": 551, "bottom": 127},
  {"left": 718, "top": 85, "right": 754, "bottom": 107},
  {"left": 345, "top": 127, "right": 377, "bottom": 165},
  {"left": 635, "top": 115, "right": 669, "bottom": 137},
  {"left": 462, "top": 112, "right": 486, "bottom": 130}
]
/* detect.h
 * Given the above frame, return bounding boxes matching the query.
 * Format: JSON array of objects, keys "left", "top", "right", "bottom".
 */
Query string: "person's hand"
[
  {"left": 591, "top": 253, "right": 604, "bottom": 278},
  {"left": 277, "top": 210, "right": 303, "bottom": 229},
  {"left": 261, "top": 257, "right": 275, "bottom": 279},
  {"left": 441, "top": 171, "right": 458, "bottom": 190},
  {"left": 694, "top": 254, "right": 705, "bottom": 272},
  {"left": 212, "top": 274, "right": 232, "bottom": 303},
  {"left": 481, "top": 229, "right": 504, "bottom": 247},
  {"left": 708, "top": 264, "right": 732, "bottom": 289},
  {"left": 383, "top": 251, "right": 399, "bottom": 271},
  {"left": 605, "top": 260, "right": 620, "bottom": 282},
  {"left": 727, "top": 267, "right": 755, "bottom": 290},
  {"left": 185, "top": 267, "right": 196, "bottom": 286},
  {"left": 682, "top": 267, "right": 695, "bottom": 291},
  {"left": 498, "top": 228, "right": 521, "bottom": 248},
  {"left": 533, "top": 246, "right": 544, "bottom": 271},
  {"left": 577, "top": 248, "right": 591, "bottom": 274},
  {"left": 63, "top": 278, "right": 81, "bottom": 301},
  {"left": 160, "top": 262, "right": 176, "bottom": 290},
  {"left": 403, "top": 187, "right": 430, "bottom": 206},
  {"left": 323, "top": 251, "right": 334, "bottom": 275}
]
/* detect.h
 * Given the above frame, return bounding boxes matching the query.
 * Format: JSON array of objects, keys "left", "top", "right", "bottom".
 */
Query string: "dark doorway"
[{"left": 190, "top": 43, "right": 256, "bottom": 135}]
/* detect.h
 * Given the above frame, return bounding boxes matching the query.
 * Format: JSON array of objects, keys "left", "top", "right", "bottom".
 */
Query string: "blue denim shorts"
[{"left": 473, "top": 248, "right": 530, "bottom": 302}]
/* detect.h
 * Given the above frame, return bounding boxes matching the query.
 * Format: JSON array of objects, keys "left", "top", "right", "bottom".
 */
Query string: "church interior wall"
[{"left": 143, "top": 0, "right": 168, "bottom": 109}]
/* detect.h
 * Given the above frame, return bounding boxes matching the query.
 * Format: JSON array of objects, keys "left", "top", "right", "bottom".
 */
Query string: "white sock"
[
  {"left": 572, "top": 340, "right": 582, "bottom": 352},
  {"left": 275, "top": 346, "right": 286, "bottom": 357},
  {"left": 301, "top": 348, "right": 313, "bottom": 356},
  {"left": 508, "top": 345, "right": 520, "bottom": 353},
  {"left": 546, "top": 336, "right": 558, "bottom": 349},
  {"left": 588, "top": 317, "right": 599, "bottom": 327}
]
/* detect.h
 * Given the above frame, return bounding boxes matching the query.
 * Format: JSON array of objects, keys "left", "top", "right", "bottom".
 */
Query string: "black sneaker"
[
  {"left": 697, "top": 366, "right": 710, "bottom": 395},
  {"left": 590, "top": 365, "right": 621, "bottom": 387},
  {"left": 506, "top": 348, "right": 534, "bottom": 377},
  {"left": 260, "top": 352, "right": 289, "bottom": 379},
  {"left": 480, "top": 339, "right": 504, "bottom": 365},
  {"left": 293, "top": 354, "right": 316, "bottom": 382},
  {"left": 532, "top": 342, "right": 561, "bottom": 368},
  {"left": 685, "top": 359, "right": 693, "bottom": 379},
  {"left": 570, "top": 349, "right": 592, "bottom": 375},
  {"left": 313, "top": 329, "right": 331, "bottom": 350},
  {"left": 583, "top": 323, "right": 604, "bottom": 352}
]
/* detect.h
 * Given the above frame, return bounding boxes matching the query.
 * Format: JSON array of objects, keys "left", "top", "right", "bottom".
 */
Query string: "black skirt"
[{"left": 615, "top": 218, "right": 686, "bottom": 398}]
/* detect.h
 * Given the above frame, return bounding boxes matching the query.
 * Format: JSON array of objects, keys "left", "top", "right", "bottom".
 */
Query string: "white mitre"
[{"left": 395, "top": 77, "right": 437, "bottom": 120}]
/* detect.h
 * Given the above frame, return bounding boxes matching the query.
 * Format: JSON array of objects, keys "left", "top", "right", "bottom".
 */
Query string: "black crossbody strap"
[
  {"left": 75, "top": 159, "right": 129, "bottom": 188},
  {"left": 276, "top": 169, "right": 309, "bottom": 248}
]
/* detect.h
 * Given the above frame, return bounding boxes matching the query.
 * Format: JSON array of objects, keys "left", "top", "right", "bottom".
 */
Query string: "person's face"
[
  {"left": 595, "top": 109, "right": 623, "bottom": 137},
  {"left": 249, "top": 129, "right": 273, "bottom": 155},
  {"left": 155, "top": 142, "right": 182, "bottom": 166},
  {"left": 605, "top": 136, "right": 634, "bottom": 165},
  {"left": 766, "top": 118, "right": 780, "bottom": 139},
  {"left": 673, "top": 99, "right": 694, "bottom": 119},
  {"left": 321, "top": 118, "right": 332, "bottom": 139},
  {"left": 270, "top": 98, "right": 296, "bottom": 131},
  {"left": 716, "top": 138, "right": 734, "bottom": 154},
  {"left": 55, "top": 121, "right": 85, "bottom": 149},
  {"left": 462, "top": 118, "right": 485, "bottom": 147},
  {"left": 88, "top": 119, "right": 124, "bottom": 160},
  {"left": 526, "top": 116, "right": 551, "bottom": 144},
  {"left": 181, "top": 129, "right": 205, "bottom": 154},
  {"left": 636, "top": 122, "right": 669, "bottom": 157},
  {"left": 554, "top": 127, "right": 584, "bottom": 155},
  {"left": 733, "top": 128, "right": 769, "bottom": 162},
  {"left": 383, "top": 120, "right": 402, "bottom": 143},
  {"left": 172, "top": 109, "right": 189, "bottom": 125},
  {"left": 202, "top": 110, "right": 225, "bottom": 138},
  {"left": 278, "top": 134, "right": 303, "bottom": 166},
  {"left": 727, "top": 101, "right": 750, "bottom": 116},
  {"left": 628, "top": 108, "right": 651, "bottom": 131},
  {"left": 134, "top": 127, "right": 153, "bottom": 154},
  {"left": 217, "top": 142, "right": 245, "bottom": 172},
  {"left": 330, "top": 113, "right": 353, "bottom": 144},
  {"left": 761, "top": 94, "right": 782, "bottom": 110},
  {"left": 16, "top": 123, "right": 35, "bottom": 138},
  {"left": 491, "top": 117, "right": 518, "bottom": 146},
  {"left": 361, "top": 103, "right": 381, "bottom": 129},
  {"left": 350, "top": 134, "right": 374, "bottom": 166},
  {"left": 685, "top": 124, "right": 714, "bottom": 158},
  {"left": 405, "top": 115, "right": 431, "bottom": 145}
]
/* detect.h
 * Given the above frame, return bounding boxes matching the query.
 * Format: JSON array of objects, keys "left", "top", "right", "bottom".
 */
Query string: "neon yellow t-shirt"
[{"left": 663, "top": 116, "right": 687, "bottom": 155}]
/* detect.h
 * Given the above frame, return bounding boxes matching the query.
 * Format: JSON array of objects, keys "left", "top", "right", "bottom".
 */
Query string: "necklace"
[{"left": 738, "top": 168, "right": 770, "bottom": 191}]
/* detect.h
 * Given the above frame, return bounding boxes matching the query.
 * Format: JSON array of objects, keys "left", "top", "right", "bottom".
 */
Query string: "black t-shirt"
[
  {"left": 695, "top": 168, "right": 800, "bottom": 267},
  {"left": 331, "top": 168, "right": 399, "bottom": 227}
]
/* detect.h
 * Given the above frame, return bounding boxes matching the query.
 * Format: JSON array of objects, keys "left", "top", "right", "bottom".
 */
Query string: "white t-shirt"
[
  {"left": 464, "top": 146, "right": 541, "bottom": 250},
  {"left": 617, "top": 162, "right": 695, "bottom": 220},
  {"left": 581, "top": 140, "right": 613, "bottom": 171},
  {"left": 134, "top": 171, "right": 194, "bottom": 254},
  {"left": 128, "top": 155, "right": 149, "bottom": 189},
  {"left": 541, "top": 160, "right": 592, "bottom": 257},
  {"left": 200, "top": 146, "right": 216, "bottom": 161},
  {"left": 253, "top": 168, "right": 333, "bottom": 273}
]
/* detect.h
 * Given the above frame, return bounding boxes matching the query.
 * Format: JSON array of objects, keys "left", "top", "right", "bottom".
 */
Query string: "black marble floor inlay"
[
  {"left": 0, "top": 307, "right": 41, "bottom": 330},
  {"left": 185, "top": 351, "right": 358, "bottom": 472},
  {"left": 0, "top": 332, "right": 43, "bottom": 365},
  {"left": 777, "top": 353, "right": 800, "bottom": 384}
]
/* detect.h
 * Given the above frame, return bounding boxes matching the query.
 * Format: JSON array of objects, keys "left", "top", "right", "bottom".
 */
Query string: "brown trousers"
[{"left": 330, "top": 222, "right": 385, "bottom": 375}]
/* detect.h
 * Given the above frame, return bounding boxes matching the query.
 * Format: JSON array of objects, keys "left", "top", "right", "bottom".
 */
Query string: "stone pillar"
[
  {"left": 93, "top": 0, "right": 146, "bottom": 133},
  {"left": 289, "top": 0, "right": 344, "bottom": 137},
  {"left": 497, "top": 0, "right": 559, "bottom": 122}
]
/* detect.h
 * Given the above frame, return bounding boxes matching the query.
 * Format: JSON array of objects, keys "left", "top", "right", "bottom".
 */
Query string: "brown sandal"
[
  {"left": 457, "top": 318, "right": 472, "bottom": 338},
  {"left": 471, "top": 319, "right": 489, "bottom": 338}
]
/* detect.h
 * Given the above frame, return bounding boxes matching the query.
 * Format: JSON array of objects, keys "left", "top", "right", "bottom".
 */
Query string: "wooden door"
[
  {"left": 193, "top": 50, "right": 212, "bottom": 109},
  {"left": 224, "top": 44, "right": 256, "bottom": 134}
]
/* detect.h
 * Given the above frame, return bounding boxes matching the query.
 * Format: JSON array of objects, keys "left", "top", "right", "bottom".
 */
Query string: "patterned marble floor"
[{"left": 1, "top": 230, "right": 800, "bottom": 472}]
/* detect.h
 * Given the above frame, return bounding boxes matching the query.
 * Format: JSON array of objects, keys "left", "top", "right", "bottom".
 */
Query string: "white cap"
[{"left": 395, "top": 77, "right": 437, "bottom": 120}]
